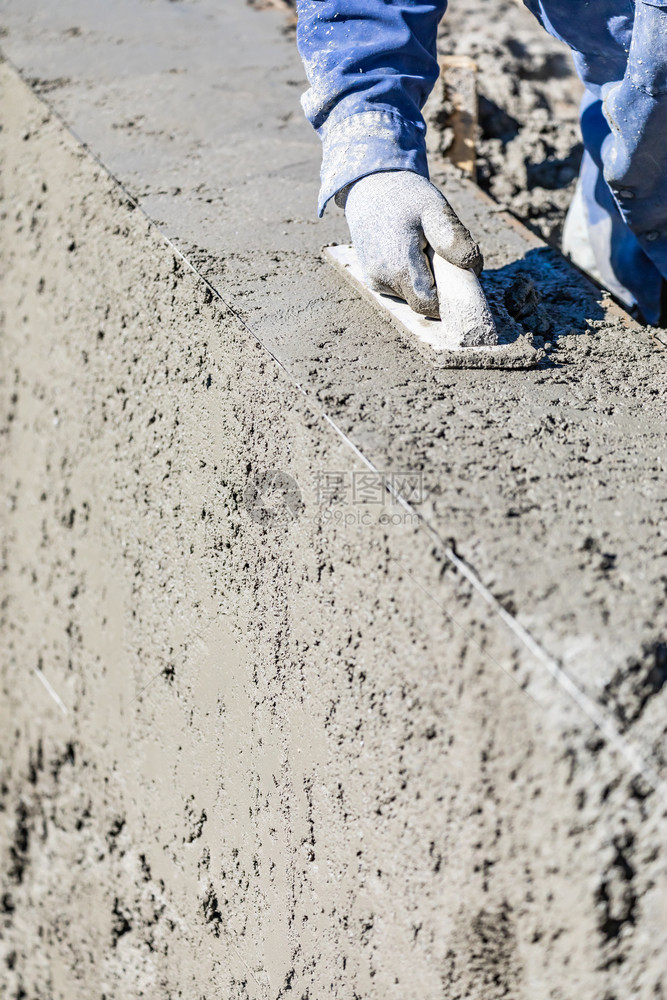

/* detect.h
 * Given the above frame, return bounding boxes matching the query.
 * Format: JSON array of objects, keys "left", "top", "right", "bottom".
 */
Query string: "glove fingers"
[
  {"left": 402, "top": 235, "right": 440, "bottom": 316},
  {"left": 422, "top": 202, "right": 484, "bottom": 277},
  {"left": 365, "top": 236, "right": 439, "bottom": 318}
]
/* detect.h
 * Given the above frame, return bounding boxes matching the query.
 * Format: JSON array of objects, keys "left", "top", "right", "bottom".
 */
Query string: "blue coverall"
[{"left": 296, "top": 1, "right": 667, "bottom": 323}]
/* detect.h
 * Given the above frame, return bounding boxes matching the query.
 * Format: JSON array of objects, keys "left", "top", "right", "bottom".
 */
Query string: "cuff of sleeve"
[{"left": 317, "top": 110, "right": 429, "bottom": 217}]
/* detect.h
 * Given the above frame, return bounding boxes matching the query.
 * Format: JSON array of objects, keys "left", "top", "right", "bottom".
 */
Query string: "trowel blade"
[
  {"left": 325, "top": 244, "right": 544, "bottom": 370},
  {"left": 326, "top": 244, "right": 498, "bottom": 351}
]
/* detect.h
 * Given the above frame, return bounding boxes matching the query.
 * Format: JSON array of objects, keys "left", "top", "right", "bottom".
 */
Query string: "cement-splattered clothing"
[{"left": 297, "top": 0, "right": 667, "bottom": 322}]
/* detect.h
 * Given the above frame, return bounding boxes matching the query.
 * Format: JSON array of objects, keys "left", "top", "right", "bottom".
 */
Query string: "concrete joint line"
[
  {"left": 320, "top": 417, "right": 665, "bottom": 801},
  {"left": 440, "top": 546, "right": 666, "bottom": 800}
]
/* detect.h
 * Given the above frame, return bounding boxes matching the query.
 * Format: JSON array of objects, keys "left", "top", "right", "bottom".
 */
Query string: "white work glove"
[{"left": 336, "top": 170, "right": 483, "bottom": 318}]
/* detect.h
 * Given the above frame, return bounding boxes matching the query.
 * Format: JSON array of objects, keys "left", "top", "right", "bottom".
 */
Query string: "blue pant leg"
[
  {"left": 522, "top": 0, "right": 631, "bottom": 89},
  {"left": 523, "top": 0, "right": 665, "bottom": 322},
  {"left": 579, "top": 91, "right": 663, "bottom": 320}
]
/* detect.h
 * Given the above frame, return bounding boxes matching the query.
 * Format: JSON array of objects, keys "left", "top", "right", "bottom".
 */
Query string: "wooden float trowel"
[{"left": 325, "top": 244, "right": 543, "bottom": 370}]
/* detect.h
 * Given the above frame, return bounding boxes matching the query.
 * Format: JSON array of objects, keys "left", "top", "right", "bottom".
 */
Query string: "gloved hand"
[{"left": 336, "top": 170, "right": 483, "bottom": 318}]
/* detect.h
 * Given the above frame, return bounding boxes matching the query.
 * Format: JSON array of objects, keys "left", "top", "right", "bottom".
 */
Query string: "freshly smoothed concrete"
[{"left": 0, "top": 2, "right": 666, "bottom": 998}]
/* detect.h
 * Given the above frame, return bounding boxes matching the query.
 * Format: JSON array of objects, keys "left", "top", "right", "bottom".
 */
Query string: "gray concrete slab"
[
  {"left": 2, "top": 0, "right": 664, "bottom": 776},
  {"left": 1, "top": 1, "right": 666, "bottom": 996}
]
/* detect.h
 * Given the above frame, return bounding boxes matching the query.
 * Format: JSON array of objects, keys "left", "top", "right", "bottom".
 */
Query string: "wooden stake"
[{"left": 424, "top": 55, "right": 478, "bottom": 179}]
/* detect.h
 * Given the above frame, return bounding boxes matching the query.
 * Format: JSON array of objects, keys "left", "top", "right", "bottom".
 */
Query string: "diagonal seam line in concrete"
[
  {"left": 34, "top": 667, "right": 68, "bottom": 715},
  {"left": 323, "top": 419, "right": 666, "bottom": 801},
  {"left": 10, "top": 58, "right": 665, "bottom": 804},
  {"left": 437, "top": 548, "right": 665, "bottom": 800},
  {"left": 387, "top": 556, "right": 549, "bottom": 711}
]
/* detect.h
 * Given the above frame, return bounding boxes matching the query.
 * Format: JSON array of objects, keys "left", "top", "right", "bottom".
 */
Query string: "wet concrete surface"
[
  {"left": 1, "top": 1, "right": 666, "bottom": 996},
  {"left": 1, "top": 0, "right": 662, "bottom": 765}
]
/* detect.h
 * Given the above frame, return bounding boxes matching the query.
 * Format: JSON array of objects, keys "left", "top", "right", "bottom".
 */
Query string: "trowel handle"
[{"left": 430, "top": 251, "right": 498, "bottom": 348}]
